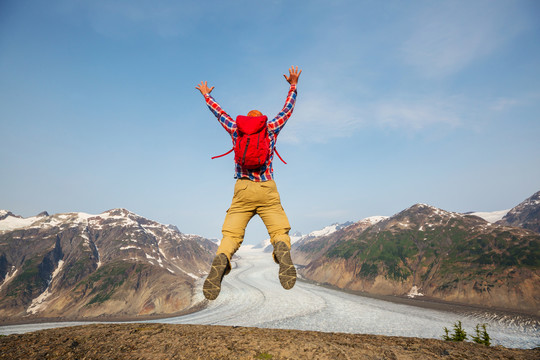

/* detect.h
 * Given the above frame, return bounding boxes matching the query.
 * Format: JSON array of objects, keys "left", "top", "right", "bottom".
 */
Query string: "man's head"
[{"left": 247, "top": 110, "right": 263, "bottom": 117}]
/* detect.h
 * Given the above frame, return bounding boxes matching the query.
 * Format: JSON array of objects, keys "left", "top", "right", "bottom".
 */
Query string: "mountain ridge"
[
  {"left": 0, "top": 208, "right": 217, "bottom": 322},
  {"left": 497, "top": 190, "right": 540, "bottom": 233},
  {"left": 292, "top": 193, "right": 540, "bottom": 315}
]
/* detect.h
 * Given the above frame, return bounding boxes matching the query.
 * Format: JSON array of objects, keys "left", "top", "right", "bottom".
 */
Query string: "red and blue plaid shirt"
[{"left": 204, "top": 84, "right": 297, "bottom": 182}]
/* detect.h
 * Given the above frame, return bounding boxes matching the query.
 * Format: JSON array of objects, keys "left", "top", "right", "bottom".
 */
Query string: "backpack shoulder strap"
[
  {"left": 211, "top": 148, "right": 234, "bottom": 159},
  {"left": 274, "top": 148, "right": 287, "bottom": 164}
]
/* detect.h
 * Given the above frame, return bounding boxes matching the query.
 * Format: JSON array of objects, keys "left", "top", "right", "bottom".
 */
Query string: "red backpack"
[{"left": 212, "top": 115, "right": 286, "bottom": 169}]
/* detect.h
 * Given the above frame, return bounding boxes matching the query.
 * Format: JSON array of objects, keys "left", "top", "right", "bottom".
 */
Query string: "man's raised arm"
[
  {"left": 196, "top": 80, "right": 235, "bottom": 134},
  {"left": 268, "top": 66, "right": 302, "bottom": 134}
]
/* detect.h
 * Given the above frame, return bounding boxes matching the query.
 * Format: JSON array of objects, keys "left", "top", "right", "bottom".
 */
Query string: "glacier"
[
  {"left": 150, "top": 246, "right": 539, "bottom": 349},
  {"left": 1, "top": 246, "right": 538, "bottom": 349}
]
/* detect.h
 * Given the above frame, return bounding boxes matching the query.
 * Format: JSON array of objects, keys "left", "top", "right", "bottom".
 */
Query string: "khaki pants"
[{"left": 217, "top": 179, "right": 291, "bottom": 265}]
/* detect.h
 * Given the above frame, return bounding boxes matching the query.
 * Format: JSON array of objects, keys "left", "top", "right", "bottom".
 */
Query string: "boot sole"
[
  {"left": 274, "top": 241, "right": 296, "bottom": 290},
  {"left": 203, "top": 253, "right": 229, "bottom": 300}
]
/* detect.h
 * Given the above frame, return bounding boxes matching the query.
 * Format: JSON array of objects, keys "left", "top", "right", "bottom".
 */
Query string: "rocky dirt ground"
[{"left": 0, "top": 323, "right": 538, "bottom": 360}]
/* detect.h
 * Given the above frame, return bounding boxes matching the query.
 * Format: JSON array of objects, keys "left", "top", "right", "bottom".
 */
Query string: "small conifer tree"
[
  {"left": 442, "top": 321, "right": 467, "bottom": 342},
  {"left": 442, "top": 327, "right": 451, "bottom": 341},
  {"left": 443, "top": 321, "right": 491, "bottom": 346},
  {"left": 471, "top": 323, "right": 491, "bottom": 346},
  {"left": 451, "top": 320, "right": 467, "bottom": 341}
]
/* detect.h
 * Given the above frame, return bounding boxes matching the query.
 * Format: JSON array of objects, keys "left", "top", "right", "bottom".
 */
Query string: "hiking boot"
[
  {"left": 203, "top": 253, "right": 229, "bottom": 300},
  {"left": 273, "top": 241, "right": 296, "bottom": 290}
]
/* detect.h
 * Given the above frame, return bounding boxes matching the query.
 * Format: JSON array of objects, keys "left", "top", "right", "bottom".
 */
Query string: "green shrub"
[
  {"left": 359, "top": 262, "right": 378, "bottom": 279},
  {"left": 443, "top": 321, "right": 491, "bottom": 346}
]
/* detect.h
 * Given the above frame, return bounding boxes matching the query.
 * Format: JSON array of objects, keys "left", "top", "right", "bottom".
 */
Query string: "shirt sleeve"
[
  {"left": 267, "top": 84, "right": 297, "bottom": 135},
  {"left": 204, "top": 93, "right": 236, "bottom": 135}
]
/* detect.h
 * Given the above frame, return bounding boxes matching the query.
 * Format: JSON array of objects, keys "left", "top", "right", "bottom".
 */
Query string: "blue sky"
[{"left": 1, "top": 0, "right": 539, "bottom": 244}]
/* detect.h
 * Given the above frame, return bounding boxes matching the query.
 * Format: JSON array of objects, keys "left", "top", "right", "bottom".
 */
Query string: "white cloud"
[
  {"left": 280, "top": 92, "right": 464, "bottom": 144},
  {"left": 401, "top": 1, "right": 530, "bottom": 77},
  {"left": 279, "top": 93, "right": 365, "bottom": 144}
]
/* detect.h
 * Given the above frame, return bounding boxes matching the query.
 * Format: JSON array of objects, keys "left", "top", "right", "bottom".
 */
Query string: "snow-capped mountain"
[
  {"left": 291, "top": 216, "right": 387, "bottom": 266},
  {"left": 304, "top": 222, "right": 353, "bottom": 238},
  {"left": 497, "top": 190, "right": 540, "bottom": 233},
  {"left": 0, "top": 208, "right": 217, "bottom": 321},
  {"left": 294, "top": 201, "right": 540, "bottom": 315},
  {"left": 255, "top": 221, "right": 361, "bottom": 253},
  {"left": 0, "top": 210, "right": 49, "bottom": 230}
]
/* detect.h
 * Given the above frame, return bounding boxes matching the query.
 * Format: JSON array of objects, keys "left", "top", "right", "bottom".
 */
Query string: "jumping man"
[{"left": 196, "top": 66, "right": 302, "bottom": 300}]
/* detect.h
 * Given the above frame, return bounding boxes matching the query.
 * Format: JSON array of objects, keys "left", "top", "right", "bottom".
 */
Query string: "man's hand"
[
  {"left": 283, "top": 66, "right": 302, "bottom": 85},
  {"left": 196, "top": 81, "right": 214, "bottom": 96}
]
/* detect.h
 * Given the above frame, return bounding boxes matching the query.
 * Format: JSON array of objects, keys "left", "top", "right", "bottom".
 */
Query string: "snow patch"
[
  {"left": 120, "top": 245, "right": 140, "bottom": 251},
  {"left": 26, "top": 260, "right": 65, "bottom": 314},
  {"left": 362, "top": 216, "right": 388, "bottom": 224},
  {"left": 407, "top": 285, "right": 424, "bottom": 298},
  {"left": 290, "top": 234, "right": 303, "bottom": 245},
  {"left": 308, "top": 224, "right": 340, "bottom": 238},
  {"left": 0, "top": 215, "right": 41, "bottom": 231},
  {"left": 145, "top": 253, "right": 161, "bottom": 267},
  {"left": 172, "top": 264, "right": 199, "bottom": 279},
  {"left": 76, "top": 212, "right": 98, "bottom": 221},
  {"left": 467, "top": 209, "right": 510, "bottom": 223},
  {"left": 41, "top": 217, "right": 62, "bottom": 228},
  {"left": 50, "top": 260, "right": 64, "bottom": 281},
  {"left": 95, "top": 244, "right": 102, "bottom": 269},
  {"left": 0, "top": 267, "right": 18, "bottom": 292},
  {"left": 80, "top": 233, "right": 91, "bottom": 249}
]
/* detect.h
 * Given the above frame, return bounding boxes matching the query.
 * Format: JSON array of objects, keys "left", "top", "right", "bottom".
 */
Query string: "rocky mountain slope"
[
  {"left": 292, "top": 217, "right": 386, "bottom": 266},
  {"left": 497, "top": 190, "right": 540, "bottom": 233},
  {"left": 293, "top": 200, "right": 540, "bottom": 315},
  {"left": 0, "top": 209, "right": 217, "bottom": 321}
]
